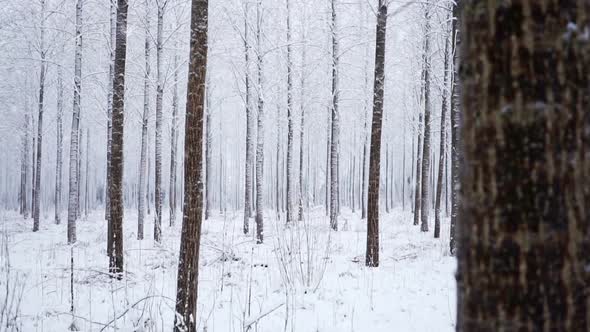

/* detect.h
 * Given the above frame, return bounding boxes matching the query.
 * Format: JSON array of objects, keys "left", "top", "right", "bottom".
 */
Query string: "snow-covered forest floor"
[{"left": 1, "top": 208, "right": 456, "bottom": 331}]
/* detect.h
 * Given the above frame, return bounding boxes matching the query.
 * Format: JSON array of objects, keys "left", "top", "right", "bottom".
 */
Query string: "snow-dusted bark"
[
  {"left": 55, "top": 67, "right": 64, "bottom": 224},
  {"left": 285, "top": 0, "right": 294, "bottom": 224},
  {"left": 169, "top": 47, "right": 179, "bottom": 227},
  {"left": 33, "top": 0, "right": 47, "bottom": 232},
  {"left": 434, "top": 10, "right": 452, "bottom": 239},
  {"left": 205, "top": 76, "right": 212, "bottom": 220},
  {"left": 106, "top": 0, "right": 116, "bottom": 255},
  {"left": 174, "top": 0, "right": 208, "bottom": 329},
  {"left": 329, "top": 0, "right": 339, "bottom": 231},
  {"left": 67, "top": 0, "right": 83, "bottom": 244},
  {"left": 242, "top": 2, "right": 253, "bottom": 233},
  {"left": 138, "top": 3, "right": 150, "bottom": 240},
  {"left": 449, "top": 1, "right": 459, "bottom": 256},
  {"left": 254, "top": 0, "right": 264, "bottom": 244},
  {"left": 297, "top": 36, "right": 306, "bottom": 221},
  {"left": 419, "top": 6, "right": 432, "bottom": 233},
  {"left": 366, "top": 0, "right": 387, "bottom": 268},
  {"left": 109, "top": 0, "right": 129, "bottom": 277},
  {"left": 154, "top": 1, "right": 166, "bottom": 243},
  {"left": 22, "top": 112, "right": 30, "bottom": 219},
  {"left": 77, "top": 128, "right": 83, "bottom": 219}
]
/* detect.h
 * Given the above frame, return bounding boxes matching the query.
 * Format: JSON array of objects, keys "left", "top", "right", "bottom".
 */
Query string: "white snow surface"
[{"left": 0, "top": 207, "right": 456, "bottom": 331}]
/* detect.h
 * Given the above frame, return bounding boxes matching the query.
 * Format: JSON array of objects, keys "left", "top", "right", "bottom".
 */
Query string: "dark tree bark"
[
  {"left": 457, "top": 2, "right": 590, "bottom": 331},
  {"left": 154, "top": 1, "right": 166, "bottom": 243},
  {"left": 108, "top": 0, "right": 129, "bottom": 278},
  {"left": 366, "top": 0, "right": 387, "bottom": 268},
  {"left": 174, "top": 0, "right": 208, "bottom": 329},
  {"left": 106, "top": 0, "right": 116, "bottom": 255},
  {"left": 329, "top": 0, "right": 340, "bottom": 231}
]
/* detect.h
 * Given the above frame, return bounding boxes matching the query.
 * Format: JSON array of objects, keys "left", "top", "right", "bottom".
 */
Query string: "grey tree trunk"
[
  {"left": 242, "top": 2, "right": 253, "bottom": 233},
  {"left": 109, "top": 0, "right": 129, "bottom": 277},
  {"left": 138, "top": 3, "right": 150, "bottom": 240},
  {"left": 55, "top": 67, "right": 64, "bottom": 224},
  {"left": 169, "top": 46, "right": 179, "bottom": 227},
  {"left": 33, "top": 0, "right": 47, "bottom": 232},
  {"left": 205, "top": 76, "right": 212, "bottom": 220},
  {"left": 329, "top": 0, "right": 339, "bottom": 231},
  {"left": 154, "top": 1, "right": 166, "bottom": 243},
  {"left": 67, "top": 0, "right": 83, "bottom": 244},
  {"left": 173, "top": 0, "right": 208, "bottom": 329},
  {"left": 77, "top": 127, "right": 82, "bottom": 219},
  {"left": 254, "top": 0, "right": 265, "bottom": 244},
  {"left": 434, "top": 10, "right": 452, "bottom": 239},
  {"left": 84, "top": 129, "right": 89, "bottom": 217},
  {"left": 419, "top": 5, "right": 431, "bottom": 233},
  {"left": 285, "top": 0, "right": 294, "bottom": 224},
  {"left": 366, "top": 0, "right": 387, "bottom": 267},
  {"left": 457, "top": 2, "right": 590, "bottom": 330},
  {"left": 24, "top": 112, "right": 30, "bottom": 219}
]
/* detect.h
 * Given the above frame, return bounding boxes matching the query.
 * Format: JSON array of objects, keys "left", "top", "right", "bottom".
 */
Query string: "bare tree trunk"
[
  {"left": 325, "top": 106, "right": 330, "bottom": 216},
  {"left": 106, "top": 0, "right": 116, "bottom": 256},
  {"left": 169, "top": 44, "right": 179, "bottom": 227},
  {"left": 173, "top": 0, "right": 208, "bottom": 329},
  {"left": 154, "top": 1, "right": 166, "bottom": 243},
  {"left": 419, "top": 5, "right": 431, "bottom": 233},
  {"left": 297, "top": 35, "right": 306, "bottom": 221},
  {"left": 138, "top": 3, "right": 150, "bottom": 240},
  {"left": 385, "top": 143, "right": 390, "bottom": 213},
  {"left": 55, "top": 67, "right": 64, "bottom": 224},
  {"left": 108, "top": 0, "right": 129, "bottom": 277},
  {"left": 285, "top": 0, "right": 294, "bottom": 224},
  {"left": 67, "top": 0, "right": 83, "bottom": 244},
  {"left": 329, "top": 0, "right": 339, "bottom": 231},
  {"left": 242, "top": 2, "right": 252, "bottom": 233},
  {"left": 24, "top": 111, "right": 30, "bottom": 219},
  {"left": 254, "top": 0, "right": 265, "bottom": 244},
  {"left": 434, "top": 9, "right": 451, "bottom": 239},
  {"left": 457, "top": 2, "right": 590, "bottom": 330},
  {"left": 33, "top": 0, "right": 47, "bottom": 232},
  {"left": 31, "top": 116, "right": 36, "bottom": 220},
  {"left": 205, "top": 76, "right": 212, "bottom": 220},
  {"left": 366, "top": 0, "right": 387, "bottom": 268},
  {"left": 77, "top": 128, "right": 83, "bottom": 219}
]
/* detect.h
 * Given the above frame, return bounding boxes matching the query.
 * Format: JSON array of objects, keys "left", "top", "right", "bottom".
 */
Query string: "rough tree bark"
[
  {"left": 419, "top": 4, "right": 431, "bottom": 233},
  {"left": 242, "top": 2, "right": 253, "bottom": 233},
  {"left": 366, "top": 0, "right": 387, "bottom": 268},
  {"left": 84, "top": 128, "right": 89, "bottom": 217},
  {"left": 457, "top": 2, "right": 590, "bottom": 330},
  {"left": 434, "top": 9, "right": 452, "bottom": 239},
  {"left": 138, "top": 2, "right": 150, "bottom": 240},
  {"left": 108, "top": 0, "right": 129, "bottom": 277},
  {"left": 205, "top": 75, "right": 212, "bottom": 220},
  {"left": 55, "top": 67, "right": 64, "bottom": 224},
  {"left": 67, "top": 0, "right": 83, "bottom": 244},
  {"left": 329, "top": 0, "right": 339, "bottom": 231},
  {"left": 254, "top": 0, "right": 265, "bottom": 244},
  {"left": 449, "top": 0, "right": 460, "bottom": 256},
  {"left": 173, "top": 0, "right": 208, "bottom": 329}
]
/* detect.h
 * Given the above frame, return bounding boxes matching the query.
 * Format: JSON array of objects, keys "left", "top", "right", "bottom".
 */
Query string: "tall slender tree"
[
  {"left": 449, "top": 0, "right": 460, "bottom": 255},
  {"left": 297, "top": 30, "right": 306, "bottom": 222},
  {"left": 106, "top": 0, "right": 116, "bottom": 256},
  {"left": 84, "top": 129, "right": 89, "bottom": 217},
  {"left": 174, "top": 0, "right": 208, "bottom": 329},
  {"left": 55, "top": 67, "right": 64, "bottom": 224},
  {"left": 242, "top": 1, "right": 253, "bottom": 233},
  {"left": 419, "top": 4, "right": 432, "bottom": 233},
  {"left": 108, "top": 0, "right": 130, "bottom": 277},
  {"left": 366, "top": 0, "right": 387, "bottom": 268},
  {"left": 457, "top": 1, "right": 590, "bottom": 330},
  {"left": 169, "top": 43, "right": 179, "bottom": 226},
  {"left": 285, "top": 0, "right": 294, "bottom": 224},
  {"left": 254, "top": 0, "right": 265, "bottom": 244},
  {"left": 329, "top": 0, "right": 339, "bottom": 231},
  {"left": 67, "top": 0, "right": 83, "bottom": 244},
  {"left": 137, "top": 0, "right": 150, "bottom": 240},
  {"left": 33, "top": 0, "right": 47, "bottom": 232}
]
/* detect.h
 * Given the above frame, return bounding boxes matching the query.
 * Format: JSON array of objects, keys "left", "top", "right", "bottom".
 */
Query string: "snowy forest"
[{"left": 0, "top": 0, "right": 589, "bottom": 331}]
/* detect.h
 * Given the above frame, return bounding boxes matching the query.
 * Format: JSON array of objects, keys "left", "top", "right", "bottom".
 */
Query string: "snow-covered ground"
[{"left": 0, "top": 207, "right": 456, "bottom": 331}]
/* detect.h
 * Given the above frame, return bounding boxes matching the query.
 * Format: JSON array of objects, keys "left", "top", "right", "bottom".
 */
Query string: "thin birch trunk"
[
  {"left": 169, "top": 44, "right": 179, "bottom": 226},
  {"left": 254, "top": 0, "right": 264, "bottom": 244},
  {"left": 329, "top": 0, "right": 339, "bottom": 231},
  {"left": 138, "top": 3, "right": 150, "bottom": 240},
  {"left": 106, "top": 0, "right": 116, "bottom": 255},
  {"left": 285, "top": 0, "right": 294, "bottom": 224},
  {"left": 55, "top": 67, "right": 64, "bottom": 224},
  {"left": 154, "top": 1, "right": 166, "bottom": 243},
  {"left": 242, "top": 2, "right": 253, "bottom": 233}
]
